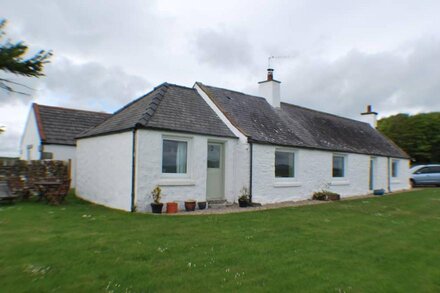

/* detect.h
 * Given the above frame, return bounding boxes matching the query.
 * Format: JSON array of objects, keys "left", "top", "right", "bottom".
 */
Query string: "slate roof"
[
  {"left": 197, "top": 83, "right": 409, "bottom": 158},
  {"left": 79, "top": 83, "right": 237, "bottom": 139},
  {"left": 34, "top": 104, "right": 111, "bottom": 146}
]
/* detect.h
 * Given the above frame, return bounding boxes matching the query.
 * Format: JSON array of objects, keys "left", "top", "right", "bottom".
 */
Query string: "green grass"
[{"left": 1, "top": 189, "right": 440, "bottom": 292}]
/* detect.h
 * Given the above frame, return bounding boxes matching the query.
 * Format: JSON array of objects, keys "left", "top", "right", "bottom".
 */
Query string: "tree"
[
  {"left": 377, "top": 112, "right": 440, "bottom": 164},
  {"left": 0, "top": 19, "right": 52, "bottom": 95}
]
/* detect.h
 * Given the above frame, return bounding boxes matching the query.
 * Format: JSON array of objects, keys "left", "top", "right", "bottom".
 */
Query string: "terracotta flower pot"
[
  {"left": 184, "top": 200, "right": 196, "bottom": 212},
  {"left": 166, "top": 202, "right": 178, "bottom": 214}
]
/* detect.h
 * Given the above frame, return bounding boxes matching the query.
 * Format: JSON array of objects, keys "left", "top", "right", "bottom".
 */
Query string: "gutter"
[
  {"left": 249, "top": 141, "right": 253, "bottom": 203},
  {"left": 130, "top": 128, "right": 137, "bottom": 212}
]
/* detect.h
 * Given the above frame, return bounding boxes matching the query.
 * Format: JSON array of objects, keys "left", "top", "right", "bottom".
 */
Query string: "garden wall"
[{"left": 0, "top": 160, "right": 69, "bottom": 182}]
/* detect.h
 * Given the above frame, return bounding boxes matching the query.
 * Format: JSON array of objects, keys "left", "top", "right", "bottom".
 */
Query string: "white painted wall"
[
  {"left": 251, "top": 144, "right": 410, "bottom": 204},
  {"left": 76, "top": 132, "right": 133, "bottom": 211},
  {"left": 135, "top": 129, "right": 243, "bottom": 212},
  {"left": 258, "top": 80, "right": 281, "bottom": 108},
  {"left": 20, "top": 108, "right": 41, "bottom": 160},
  {"left": 44, "top": 144, "right": 77, "bottom": 187}
]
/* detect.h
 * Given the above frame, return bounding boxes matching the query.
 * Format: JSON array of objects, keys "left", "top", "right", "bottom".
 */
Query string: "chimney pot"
[
  {"left": 267, "top": 68, "right": 274, "bottom": 81},
  {"left": 367, "top": 105, "right": 372, "bottom": 112}
]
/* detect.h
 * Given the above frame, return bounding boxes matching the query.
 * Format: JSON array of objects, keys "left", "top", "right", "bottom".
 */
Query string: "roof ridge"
[
  {"left": 34, "top": 103, "right": 110, "bottom": 115},
  {"left": 198, "top": 82, "right": 266, "bottom": 100},
  {"left": 280, "top": 102, "right": 369, "bottom": 125},
  {"left": 136, "top": 84, "right": 170, "bottom": 127}
]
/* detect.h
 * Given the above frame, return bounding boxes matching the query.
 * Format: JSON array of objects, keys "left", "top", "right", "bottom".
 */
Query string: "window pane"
[
  {"left": 162, "top": 140, "right": 187, "bottom": 174},
  {"left": 275, "top": 151, "right": 294, "bottom": 177},
  {"left": 333, "top": 156, "right": 345, "bottom": 177},
  {"left": 432, "top": 167, "right": 440, "bottom": 173},
  {"left": 392, "top": 160, "right": 398, "bottom": 177},
  {"left": 207, "top": 144, "right": 220, "bottom": 168}
]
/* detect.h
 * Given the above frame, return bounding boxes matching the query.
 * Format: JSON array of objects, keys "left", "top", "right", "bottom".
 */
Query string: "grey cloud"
[
  {"left": 41, "top": 57, "right": 149, "bottom": 111},
  {"left": 277, "top": 38, "right": 440, "bottom": 119},
  {"left": 193, "top": 28, "right": 254, "bottom": 70}
]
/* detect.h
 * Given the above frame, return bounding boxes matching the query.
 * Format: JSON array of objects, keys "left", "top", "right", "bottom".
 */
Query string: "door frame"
[{"left": 206, "top": 141, "right": 225, "bottom": 200}]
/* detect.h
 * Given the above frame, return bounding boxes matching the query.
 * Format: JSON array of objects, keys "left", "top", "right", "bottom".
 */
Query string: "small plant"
[
  {"left": 312, "top": 190, "right": 340, "bottom": 201},
  {"left": 151, "top": 186, "right": 162, "bottom": 204},
  {"left": 238, "top": 187, "right": 250, "bottom": 201},
  {"left": 238, "top": 187, "right": 250, "bottom": 207}
]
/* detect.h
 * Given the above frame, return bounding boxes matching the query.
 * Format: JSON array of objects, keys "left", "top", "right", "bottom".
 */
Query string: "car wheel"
[{"left": 410, "top": 179, "right": 416, "bottom": 188}]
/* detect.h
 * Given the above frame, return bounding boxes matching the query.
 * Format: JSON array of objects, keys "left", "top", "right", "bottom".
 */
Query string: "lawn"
[{"left": 1, "top": 189, "right": 440, "bottom": 292}]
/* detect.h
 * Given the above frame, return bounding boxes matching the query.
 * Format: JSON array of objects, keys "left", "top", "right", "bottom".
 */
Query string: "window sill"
[
  {"left": 158, "top": 179, "right": 196, "bottom": 186},
  {"left": 330, "top": 180, "right": 350, "bottom": 186},
  {"left": 274, "top": 181, "right": 302, "bottom": 187}
]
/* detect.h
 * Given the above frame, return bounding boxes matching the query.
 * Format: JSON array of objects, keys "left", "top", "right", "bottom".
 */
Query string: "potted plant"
[
  {"left": 238, "top": 187, "right": 250, "bottom": 207},
  {"left": 150, "top": 186, "right": 163, "bottom": 214},
  {"left": 198, "top": 201, "right": 207, "bottom": 210},
  {"left": 184, "top": 199, "right": 196, "bottom": 211},
  {"left": 166, "top": 202, "right": 178, "bottom": 213}
]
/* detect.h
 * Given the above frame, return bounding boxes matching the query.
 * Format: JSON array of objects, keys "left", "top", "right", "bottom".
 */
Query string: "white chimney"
[
  {"left": 361, "top": 105, "right": 378, "bottom": 128},
  {"left": 258, "top": 68, "right": 281, "bottom": 108}
]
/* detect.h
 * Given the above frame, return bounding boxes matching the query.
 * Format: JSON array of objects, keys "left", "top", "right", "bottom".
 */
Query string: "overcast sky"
[{"left": 1, "top": 0, "right": 440, "bottom": 157}]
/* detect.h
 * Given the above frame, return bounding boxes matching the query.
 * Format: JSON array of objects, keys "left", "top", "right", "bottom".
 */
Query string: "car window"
[
  {"left": 415, "top": 167, "right": 430, "bottom": 174},
  {"left": 431, "top": 166, "right": 440, "bottom": 173}
]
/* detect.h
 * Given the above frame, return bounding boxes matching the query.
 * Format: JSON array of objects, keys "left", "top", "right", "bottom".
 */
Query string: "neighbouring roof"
[
  {"left": 197, "top": 83, "right": 409, "bottom": 158},
  {"left": 79, "top": 83, "right": 237, "bottom": 139},
  {"left": 34, "top": 104, "right": 111, "bottom": 146}
]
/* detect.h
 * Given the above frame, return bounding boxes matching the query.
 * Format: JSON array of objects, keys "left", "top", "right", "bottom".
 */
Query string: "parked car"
[{"left": 410, "top": 164, "right": 440, "bottom": 187}]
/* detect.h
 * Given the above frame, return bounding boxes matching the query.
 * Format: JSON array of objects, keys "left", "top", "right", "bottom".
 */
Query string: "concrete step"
[{"left": 207, "top": 199, "right": 233, "bottom": 209}]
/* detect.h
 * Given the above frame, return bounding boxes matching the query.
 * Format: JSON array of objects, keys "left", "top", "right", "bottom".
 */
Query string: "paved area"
[{"left": 169, "top": 193, "right": 379, "bottom": 216}]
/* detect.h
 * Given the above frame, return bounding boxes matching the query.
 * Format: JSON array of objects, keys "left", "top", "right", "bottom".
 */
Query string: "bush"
[{"left": 312, "top": 190, "right": 340, "bottom": 201}]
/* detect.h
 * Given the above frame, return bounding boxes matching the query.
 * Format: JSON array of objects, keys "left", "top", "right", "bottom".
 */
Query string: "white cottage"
[
  {"left": 20, "top": 103, "right": 110, "bottom": 187},
  {"left": 76, "top": 70, "right": 410, "bottom": 212}
]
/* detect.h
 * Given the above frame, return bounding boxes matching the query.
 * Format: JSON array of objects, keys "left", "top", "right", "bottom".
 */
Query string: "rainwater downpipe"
[
  {"left": 387, "top": 157, "right": 391, "bottom": 193},
  {"left": 249, "top": 141, "right": 253, "bottom": 203},
  {"left": 130, "top": 128, "right": 137, "bottom": 212}
]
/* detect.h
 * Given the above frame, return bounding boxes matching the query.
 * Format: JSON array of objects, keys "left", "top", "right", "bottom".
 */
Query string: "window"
[
  {"left": 275, "top": 150, "right": 295, "bottom": 178},
  {"left": 26, "top": 144, "right": 33, "bottom": 160},
  {"left": 332, "top": 155, "right": 345, "bottom": 177},
  {"left": 207, "top": 144, "right": 221, "bottom": 168},
  {"left": 391, "top": 160, "right": 399, "bottom": 177},
  {"left": 41, "top": 152, "right": 53, "bottom": 160},
  {"left": 416, "top": 166, "right": 440, "bottom": 174},
  {"left": 162, "top": 139, "right": 187, "bottom": 174}
]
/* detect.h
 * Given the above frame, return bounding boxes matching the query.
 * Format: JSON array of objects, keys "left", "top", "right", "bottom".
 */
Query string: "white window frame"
[
  {"left": 161, "top": 135, "right": 192, "bottom": 179},
  {"left": 274, "top": 148, "right": 301, "bottom": 187},
  {"left": 332, "top": 154, "right": 347, "bottom": 178}
]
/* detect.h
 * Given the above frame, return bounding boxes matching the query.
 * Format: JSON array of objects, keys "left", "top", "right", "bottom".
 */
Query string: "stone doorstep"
[{"left": 207, "top": 199, "right": 233, "bottom": 209}]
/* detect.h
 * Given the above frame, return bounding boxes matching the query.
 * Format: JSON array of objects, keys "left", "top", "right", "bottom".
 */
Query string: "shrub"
[
  {"left": 312, "top": 190, "right": 340, "bottom": 201},
  {"left": 151, "top": 186, "right": 162, "bottom": 204}
]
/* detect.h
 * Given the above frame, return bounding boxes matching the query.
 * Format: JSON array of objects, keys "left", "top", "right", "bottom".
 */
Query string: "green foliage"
[
  {"left": 1, "top": 189, "right": 440, "bottom": 291},
  {"left": 312, "top": 190, "right": 340, "bottom": 201},
  {"left": 238, "top": 187, "right": 250, "bottom": 201},
  {"left": 377, "top": 112, "right": 440, "bottom": 163},
  {"left": 0, "top": 19, "right": 52, "bottom": 94},
  {"left": 151, "top": 186, "right": 162, "bottom": 203}
]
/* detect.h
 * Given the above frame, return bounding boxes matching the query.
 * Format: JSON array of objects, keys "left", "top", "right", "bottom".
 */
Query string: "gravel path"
[{"left": 168, "top": 193, "right": 380, "bottom": 216}]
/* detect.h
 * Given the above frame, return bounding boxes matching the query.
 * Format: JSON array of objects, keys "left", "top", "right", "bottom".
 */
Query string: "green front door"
[{"left": 206, "top": 143, "right": 224, "bottom": 200}]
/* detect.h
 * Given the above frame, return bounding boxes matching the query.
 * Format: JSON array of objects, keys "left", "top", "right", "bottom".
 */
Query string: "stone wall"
[{"left": 0, "top": 159, "right": 69, "bottom": 182}]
